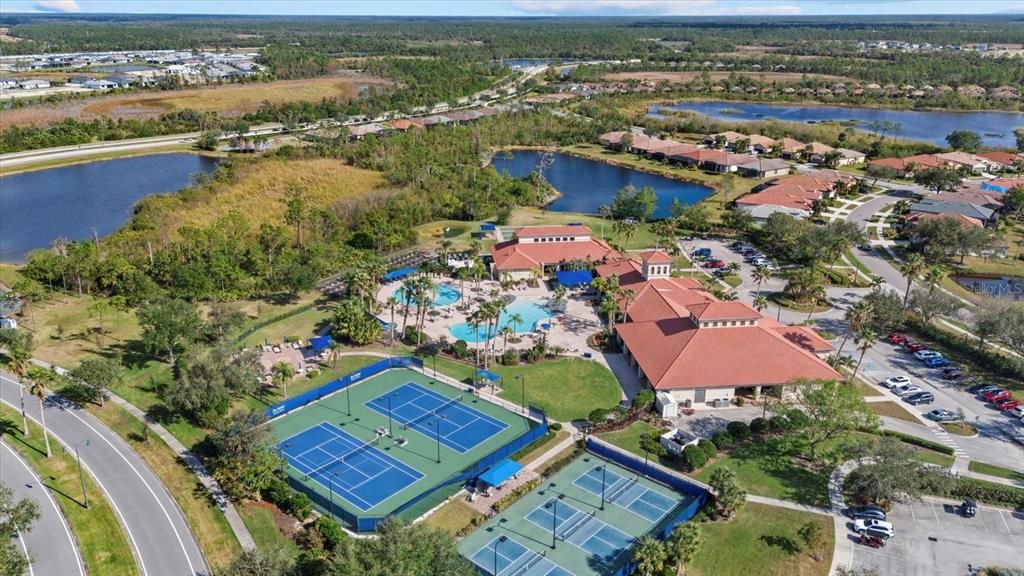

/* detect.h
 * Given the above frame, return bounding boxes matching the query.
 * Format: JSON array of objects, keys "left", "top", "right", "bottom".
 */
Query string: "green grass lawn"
[
  {"left": 967, "top": 461, "right": 1024, "bottom": 481},
  {"left": 596, "top": 421, "right": 669, "bottom": 462},
  {"left": 693, "top": 443, "right": 831, "bottom": 508},
  {"left": 429, "top": 356, "right": 622, "bottom": 422},
  {"left": 941, "top": 422, "right": 978, "bottom": 436},
  {"left": 422, "top": 499, "right": 485, "bottom": 536},
  {"left": 913, "top": 449, "right": 955, "bottom": 467},
  {"left": 238, "top": 303, "right": 332, "bottom": 348},
  {"left": 688, "top": 503, "right": 833, "bottom": 576},
  {"left": 237, "top": 502, "right": 299, "bottom": 553},
  {"left": 868, "top": 400, "right": 921, "bottom": 424},
  {"left": 1, "top": 405, "right": 139, "bottom": 576}
]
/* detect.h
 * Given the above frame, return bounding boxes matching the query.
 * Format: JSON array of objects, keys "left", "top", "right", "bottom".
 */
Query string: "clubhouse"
[{"left": 489, "top": 225, "right": 620, "bottom": 280}]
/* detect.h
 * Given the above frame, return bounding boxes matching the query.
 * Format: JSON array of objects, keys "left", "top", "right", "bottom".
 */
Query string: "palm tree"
[
  {"left": 752, "top": 265, "right": 771, "bottom": 299},
  {"left": 850, "top": 327, "right": 878, "bottom": 384},
  {"left": 753, "top": 294, "right": 769, "bottom": 313},
  {"left": 923, "top": 266, "right": 948, "bottom": 295},
  {"left": 438, "top": 238, "right": 454, "bottom": 268},
  {"left": 8, "top": 347, "right": 32, "bottom": 437},
  {"left": 272, "top": 361, "right": 295, "bottom": 399},
  {"left": 27, "top": 370, "right": 52, "bottom": 458},
  {"left": 455, "top": 266, "right": 472, "bottom": 297},
  {"left": 327, "top": 340, "right": 341, "bottom": 369},
  {"left": 899, "top": 253, "right": 926, "bottom": 307},
  {"left": 500, "top": 326, "right": 513, "bottom": 353},
  {"left": 385, "top": 296, "right": 399, "bottom": 346},
  {"left": 399, "top": 277, "right": 417, "bottom": 331},
  {"left": 508, "top": 313, "right": 524, "bottom": 337},
  {"left": 834, "top": 300, "right": 874, "bottom": 361},
  {"left": 633, "top": 536, "right": 667, "bottom": 576},
  {"left": 665, "top": 523, "right": 701, "bottom": 576}
]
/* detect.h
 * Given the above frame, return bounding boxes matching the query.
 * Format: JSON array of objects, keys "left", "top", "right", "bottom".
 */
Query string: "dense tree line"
[{"left": 0, "top": 110, "right": 221, "bottom": 153}]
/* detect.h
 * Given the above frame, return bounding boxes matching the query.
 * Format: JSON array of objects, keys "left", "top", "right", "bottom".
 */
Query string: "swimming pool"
[
  {"left": 395, "top": 282, "right": 462, "bottom": 308},
  {"left": 449, "top": 297, "right": 556, "bottom": 342}
]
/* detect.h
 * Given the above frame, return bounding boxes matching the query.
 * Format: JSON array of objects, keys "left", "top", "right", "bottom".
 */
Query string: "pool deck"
[{"left": 377, "top": 278, "right": 602, "bottom": 358}]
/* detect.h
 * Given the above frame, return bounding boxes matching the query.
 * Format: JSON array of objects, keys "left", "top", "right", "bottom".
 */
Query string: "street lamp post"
[
  {"left": 493, "top": 535, "right": 507, "bottom": 576},
  {"left": 75, "top": 440, "right": 90, "bottom": 509},
  {"left": 545, "top": 494, "right": 564, "bottom": 549},
  {"left": 387, "top": 391, "right": 398, "bottom": 436},
  {"left": 433, "top": 416, "right": 447, "bottom": 463},
  {"left": 346, "top": 382, "right": 352, "bottom": 416},
  {"left": 599, "top": 464, "right": 607, "bottom": 510},
  {"left": 328, "top": 473, "right": 336, "bottom": 516}
]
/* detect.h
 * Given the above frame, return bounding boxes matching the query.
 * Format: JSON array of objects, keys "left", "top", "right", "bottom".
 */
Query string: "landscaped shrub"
[
  {"left": 499, "top": 349, "right": 520, "bottom": 365},
  {"left": 683, "top": 444, "right": 708, "bottom": 471},
  {"left": 549, "top": 422, "right": 562, "bottom": 432},
  {"left": 403, "top": 325, "right": 427, "bottom": 344},
  {"left": 920, "top": 475, "right": 1024, "bottom": 509},
  {"left": 698, "top": 439, "right": 718, "bottom": 459},
  {"left": 450, "top": 339, "right": 469, "bottom": 359},
  {"left": 768, "top": 415, "right": 789, "bottom": 432},
  {"left": 588, "top": 408, "right": 610, "bottom": 425},
  {"left": 879, "top": 429, "right": 954, "bottom": 455},
  {"left": 711, "top": 431, "right": 734, "bottom": 449},
  {"left": 302, "top": 516, "right": 346, "bottom": 551},
  {"left": 305, "top": 369, "right": 320, "bottom": 379},
  {"left": 492, "top": 478, "right": 542, "bottom": 513},
  {"left": 632, "top": 389, "right": 655, "bottom": 412},
  {"left": 749, "top": 417, "right": 768, "bottom": 435},
  {"left": 726, "top": 421, "right": 751, "bottom": 440},
  {"left": 785, "top": 408, "right": 810, "bottom": 430},
  {"left": 262, "top": 478, "right": 291, "bottom": 506},
  {"left": 542, "top": 448, "right": 584, "bottom": 477},
  {"left": 286, "top": 492, "right": 313, "bottom": 521},
  {"left": 735, "top": 396, "right": 745, "bottom": 407}
]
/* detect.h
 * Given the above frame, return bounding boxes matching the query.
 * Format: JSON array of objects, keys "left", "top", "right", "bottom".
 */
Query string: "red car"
[
  {"left": 994, "top": 399, "right": 1022, "bottom": 411},
  {"left": 888, "top": 333, "right": 908, "bottom": 345},
  {"left": 703, "top": 259, "right": 726, "bottom": 269},
  {"left": 983, "top": 390, "right": 1011, "bottom": 403},
  {"left": 942, "top": 370, "right": 964, "bottom": 381},
  {"left": 904, "top": 342, "right": 925, "bottom": 353}
]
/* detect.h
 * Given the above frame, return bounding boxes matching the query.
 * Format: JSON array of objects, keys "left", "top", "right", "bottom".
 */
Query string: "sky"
[{"left": 3, "top": 0, "right": 1022, "bottom": 17}]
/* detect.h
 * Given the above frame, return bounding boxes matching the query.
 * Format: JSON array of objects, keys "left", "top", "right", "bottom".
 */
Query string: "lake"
[
  {"left": 490, "top": 151, "right": 713, "bottom": 218},
  {"left": 955, "top": 275, "right": 1024, "bottom": 301},
  {"left": 648, "top": 100, "right": 1024, "bottom": 148},
  {"left": 0, "top": 153, "right": 219, "bottom": 262}
]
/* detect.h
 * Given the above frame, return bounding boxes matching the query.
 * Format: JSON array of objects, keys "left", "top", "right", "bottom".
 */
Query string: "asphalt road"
[
  {"left": 0, "top": 371, "right": 210, "bottom": 576},
  {"left": 1, "top": 440, "right": 85, "bottom": 576}
]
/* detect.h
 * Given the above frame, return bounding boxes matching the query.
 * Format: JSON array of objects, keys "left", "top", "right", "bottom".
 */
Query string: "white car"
[
  {"left": 882, "top": 376, "right": 911, "bottom": 389},
  {"left": 1006, "top": 407, "right": 1024, "bottom": 419},
  {"left": 892, "top": 384, "right": 922, "bottom": 397},
  {"left": 854, "top": 519, "right": 895, "bottom": 537},
  {"left": 913, "top": 350, "right": 942, "bottom": 360}
]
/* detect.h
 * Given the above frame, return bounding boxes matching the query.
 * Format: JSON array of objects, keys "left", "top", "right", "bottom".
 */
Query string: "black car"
[
  {"left": 904, "top": 392, "right": 935, "bottom": 405},
  {"left": 961, "top": 498, "right": 977, "bottom": 518},
  {"left": 846, "top": 505, "right": 887, "bottom": 521}
]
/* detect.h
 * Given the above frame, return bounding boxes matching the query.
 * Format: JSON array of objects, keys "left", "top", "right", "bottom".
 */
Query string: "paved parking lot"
[{"left": 849, "top": 497, "right": 1024, "bottom": 576}]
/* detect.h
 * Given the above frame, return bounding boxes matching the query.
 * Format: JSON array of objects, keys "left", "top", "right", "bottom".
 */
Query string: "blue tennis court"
[
  {"left": 278, "top": 422, "right": 423, "bottom": 511},
  {"left": 525, "top": 498, "right": 634, "bottom": 563},
  {"left": 573, "top": 465, "right": 678, "bottom": 523},
  {"left": 469, "top": 536, "right": 574, "bottom": 576},
  {"left": 364, "top": 382, "right": 508, "bottom": 453}
]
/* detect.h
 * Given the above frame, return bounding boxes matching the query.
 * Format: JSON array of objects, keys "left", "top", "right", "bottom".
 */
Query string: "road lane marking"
[{"left": 2, "top": 440, "right": 85, "bottom": 576}]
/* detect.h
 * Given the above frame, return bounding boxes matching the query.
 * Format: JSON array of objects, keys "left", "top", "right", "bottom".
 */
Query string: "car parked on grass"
[
  {"left": 854, "top": 519, "right": 895, "bottom": 539},
  {"left": 903, "top": 342, "right": 925, "bottom": 352},
  {"left": 904, "top": 392, "right": 935, "bottom": 405},
  {"left": 914, "top": 350, "right": 942, "bottom": 360},
  {"left": 888, "top": 333, "right": 908, "bottom": 345},
  {"left": 925, "top": 357, "right": 951, "bottom": 368},
  {"left": 882, "top": 376, "right": 912, "bottom": 389},
  {"left": 846, "top": 505, "right": 887, "bottom": 521},
  {"left": 926, "top": 409, "right": 959, "bottom": 422},
  {"left": 983, "top": 389, "right": 1011, "bottom": 403}
]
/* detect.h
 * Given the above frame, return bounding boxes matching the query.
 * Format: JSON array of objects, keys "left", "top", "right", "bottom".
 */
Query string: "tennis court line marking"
[
  {"left": 471, "top": 535, "right": 564, "bottom": 576},
  {"left": 527, "top": 498, "right": 632, "bottom": 560},
  {"left": 573, "top": 466, "right": 674, "bottom": 523}
]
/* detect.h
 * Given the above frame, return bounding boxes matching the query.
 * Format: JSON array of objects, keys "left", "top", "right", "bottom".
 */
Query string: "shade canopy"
[
  {"left": 555, "top": 269, "right": 593, "bottom": 288},
  {"left": 475, "top": 369, "right": 501, "bottom": 383},
  {"left": 477, "top": 458, "right": 523, "bottom": 488},
  {"left": 383, "top": 267, "right": 417, "bottom": 281}
]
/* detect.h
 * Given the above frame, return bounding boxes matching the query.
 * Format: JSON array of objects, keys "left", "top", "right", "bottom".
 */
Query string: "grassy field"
[
  {"left": 237, "top": 502, "right": 299, "bottom": 553},
  {"left": 967, "top": 461, "right": 1024, "bottom": 481},
  {"left": 430, "top": 355, "right": 623, "bottom": 422},
  {"left": 941, "top": 422, "right": 978, "bottom": 436},
  {"left": 694, "top": 442, "right": 831, "bottom": 508},
  {"left": 86, "top": 401, "right": 242, "bottom": 570},
  {"left": 960, "top": 220, "right": 1024, "bottom": 277},
  {"left": 0, "top": 75, "right": 386, "bottom": 128},
  {"left": 422, "top": 499, "right": 485, "bottom": 536},
  {"left": 129, "top": 157, "right": 385, "bottom": 239},
  {"left": 868, "top": 400, "right": 922, "bottom": 424},
  {"left": 238, "top": 303, "right": 332, "bottom": 348},
  {"left": 596, "top": 421, "right": 668, "bottom": 462},
  {"left": 688, "top": 503, "right": 833, "bottom": 576},
  {"left": 1, "top": 405, "right": 139, "bottom": 576}
]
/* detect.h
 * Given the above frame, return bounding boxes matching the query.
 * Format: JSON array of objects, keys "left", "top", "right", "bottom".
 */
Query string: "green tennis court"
[
  {"left": 458, "top": 454, "right": 698, "bottom": 576},
  {"left": 270, "top": 365, "right": 533, "bottom": 522}
]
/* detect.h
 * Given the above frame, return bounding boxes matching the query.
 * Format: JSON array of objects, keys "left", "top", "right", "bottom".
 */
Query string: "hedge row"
[
  {"left": 923, "top": 476, "right": 1024, "bottom": 510},
  {"left": 492, "top": 478, "right": 542, "bottom": 513},
  {"left": 878, "top": 429, "right": 955, "bottom": 455},
  {"left": 906, "top": 318, "right": 1024, "bottom": 382}
]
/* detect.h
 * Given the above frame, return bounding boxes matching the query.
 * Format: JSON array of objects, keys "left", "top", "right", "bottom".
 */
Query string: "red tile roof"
[
  {"left": 621, "top": 279, "right": 713, "bottom": 323},
  {"left": 906, "top": 212, "right": 984, "bottom": 228},
  {"left": 617, "top": 318, "right": 840, "bottom": 390},
  {"left": 686, "top": 301, "right": 760, "bottom": 322},
  {"left": 779, "top": 137, "right": 806, "bottom": 153},
  {"left": 491, "top": 237, "right": 617, "bottom": 271},
  {"left": 977, "top": 151, "right": 1019, "bottom": 165},
  {"left": 515, "top": 226, "right": 592, "bottom": 238},
  {"left": 640, "top": 250, "right": 673, "bottom": 264}
]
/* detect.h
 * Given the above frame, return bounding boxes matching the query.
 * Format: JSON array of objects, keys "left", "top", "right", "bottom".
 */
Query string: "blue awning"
[
  {"left": 480, "top": 223, "right": 497, "bottom": 231},
  {"left": 383, "top": 267, "right": 417, "bottom": 281},
  {"left": 555, "top": 269, "right": 593, "bottom": 288},
  {"left": 477, "top": 458, "right": 523, "bottom": 488},
  {"left": 309, "top": 335, "right": 333, "bottom": 353},
  {"left": 476, "top": 369, "right": 501, "bottom": 382},
  {"left": 980, "top": 182, "right": 1008, "bottom": 193}
]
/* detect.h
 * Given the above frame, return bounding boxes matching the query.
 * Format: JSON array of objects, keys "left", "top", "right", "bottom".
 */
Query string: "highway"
[
  {"left": 0, "top": 371, "right": 210, "bottom": 576},
  {"left": 1, "top": 440, "right": 85, "bottom": 576}
]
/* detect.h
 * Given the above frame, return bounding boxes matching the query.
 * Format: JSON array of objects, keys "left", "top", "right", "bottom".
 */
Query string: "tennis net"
[
  {"left": 401, "top": 394, "right": 463, "bottom": 430},
  {"left": 562, "top": 511, "right": 596, "bottom": 540},
  {"left": 301, "top": 438, "right": 377, "bottom": 480},
  {"left": 606, "top": 477, "right": 636, "bottom": 503}
]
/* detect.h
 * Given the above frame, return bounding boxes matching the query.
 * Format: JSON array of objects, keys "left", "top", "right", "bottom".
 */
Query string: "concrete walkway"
[
  {"left": 827, "top": 458, "right": 872, "bottom": 576},
  {"left": 747, "top": 494, "right": 832, "bottom": 516},
  {"left": 25, "top": 355, "right": 256, "bottom": 552}
]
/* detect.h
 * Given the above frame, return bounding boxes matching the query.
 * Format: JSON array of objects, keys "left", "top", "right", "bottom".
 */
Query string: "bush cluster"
[
  {"left": 878, "top": 429, "right": 954, "bottom": 455},
  {"left": 262, "top": 478, "right": 313, "bottom": 520},
  {"left": 492, "top": 478, "right": 542, "bottom": 513}
]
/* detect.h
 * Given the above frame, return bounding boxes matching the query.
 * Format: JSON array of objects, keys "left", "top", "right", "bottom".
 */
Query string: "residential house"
[
  {"left": 390, "top": 119, "right": 425, "bottom": 132},
  {"left": 18, "top": 79, "right": 50, "bottom": 89},
  {"left": 746, "top": 134, "right": 777, "bottom": 153},
  {"left": 489, "top": 226, "right": 620, "bottom": 280},
  {"left": 934, "top": 151, "right": 990, "bottom": 174},
  {"left": 805, "top": 142, "right": 835, "bottom": 164},
  {"left": 671, "top": 149, "right": 755, "bottom": 173},
  {"left": 906, "top": 198, "right": 997, "bottom": 227},
  {"left": 977, "top": 151, "right": 1021, "bottom": 172},
  {"left": 702, "top": 131, "right": 746, "bottom": 147},
  {"left": 348, "top": 123, "right": 389, "bottom": 140},
  {"left": 778, "top": 137, "right": 806, "bottom": 160},
  {"left": 833, "top": 148, "right": 867, "bottom": 166},
  {"left": 735, "top": 157, "right": 791, "bottom": 179},
  {"left": 735, "top": 172, "right": 854, "bottom": 222},
  {"left": 647, "top": 141, "right": 700, "bottom": 161},
  {"left": 867, "top": 154, "right": 948, "bottom": 178},
  {"left": 981, "top": 178, "right": 1024, "bottom": 193},
  {"left": 599, "top": 131, "right": 628, "bottom": 149}
]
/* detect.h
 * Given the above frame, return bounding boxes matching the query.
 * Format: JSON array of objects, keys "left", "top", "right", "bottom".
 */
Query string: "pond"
[
  {"left": 0, "top": 153, "right": 219, "bottom": 262},
  {"left": 955, "top": 275, "right": 1024, "bottom": 301},
  {"left": 648, "top": 100, "right": 1024, "bottom": 148},
  {"left": 490, "top": 151, "right": 713, "bottom": 218},
  {"left": 449, "top": 297, "right": 556, "bottom": 342}
]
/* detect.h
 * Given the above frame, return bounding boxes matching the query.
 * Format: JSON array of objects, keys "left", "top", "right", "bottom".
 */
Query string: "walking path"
[{"left": 24, "top": 355, "right": 256, "bottom": 552}]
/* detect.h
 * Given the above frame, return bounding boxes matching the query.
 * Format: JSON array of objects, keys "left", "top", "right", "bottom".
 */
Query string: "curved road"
[
  {"left": 1, "top": 371, "right": 210, "bottom": 576},
  {"left": 1, "top": 440, "right": 84, "bottom": 576}
]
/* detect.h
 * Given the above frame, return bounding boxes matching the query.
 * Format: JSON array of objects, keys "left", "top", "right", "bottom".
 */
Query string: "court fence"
[
  {"left": 272, "top": 356, "right": 550, "bottom": 533},
  {"left": 585, "top": 436, "right": 710, "bottom": 576}
]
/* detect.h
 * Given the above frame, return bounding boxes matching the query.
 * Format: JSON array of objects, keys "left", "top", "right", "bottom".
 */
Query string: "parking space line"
[
  {"left": 998, "top": 511, "right": 1012, "bottom": 535},
  {"left": 908, "top": 503, "right": 916, "bottom": 522},
  {"left": 931, "top": 503, "right": 941, "bottom": 525}
]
